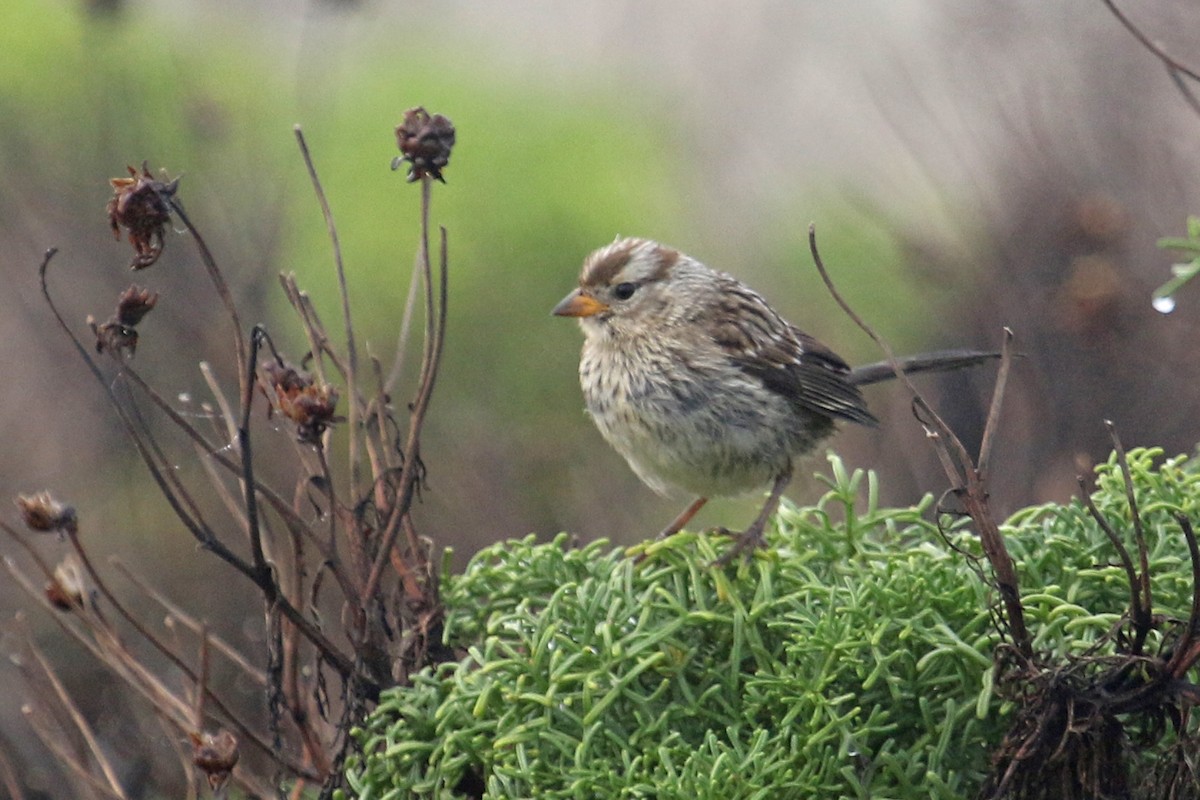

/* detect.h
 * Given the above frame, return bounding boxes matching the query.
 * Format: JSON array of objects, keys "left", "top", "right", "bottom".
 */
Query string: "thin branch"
[
  {"left": 39, "top": 251, "right": 260, "bottom": 584},
  {"left": 362, "top": 203, "right": 447, "bottom": 607},
  {"left": 240, "top": 326, "right": 269, "bottom": 577},
  {"left": 295, "top": 125, "right": 362, "bottom": 505},
  {"left": 808, "top": 223, "right": 1031, "bottom": 661},
  {"left": 1079, "top": 476, "right": 1145, "bottom": 652},
  {"left": 111, "top": 559, "right": 268, "bottom": 685},
  {"left": 1106, "top": 420, "right": 1153, "bottom": 652},
  {"left": 1168, "top": 67, "right": 1200, "bottom": 122},
  {"left": 386, "top": 248, "right": 424, "bottom": 395},
  {"left": 22, "top": 705, "right": 125, "bottom": 800},
  {"left": 977, "top": 328, "right": 1014, "bottom": 480},
  {"left": 0, "top": 734, "right": 29, "bottom": 800},
  {"left": 1100, "top": 0, "right": 1200, "bottom": 125},
  {"left": 166, "top": 198, "right": 247, "bottom": 397},
  {"left": 1166, "top": 513, "right": 1200, "bottom": 679},
  {"left": 22, "top": 633, "right": 129, "bottom": 799},
  {"left": 1101, "top": 0, "right": 1200, "bottom": 82}
]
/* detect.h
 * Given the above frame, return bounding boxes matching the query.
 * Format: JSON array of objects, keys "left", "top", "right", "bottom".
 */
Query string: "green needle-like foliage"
[{"left": 343, "top": 449, "right": 1200, "bottom": 799}]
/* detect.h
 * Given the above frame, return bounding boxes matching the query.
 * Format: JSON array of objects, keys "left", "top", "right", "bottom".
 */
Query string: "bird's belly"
[{"left": 585, "top": 374, "right": 795, "bottom": 498}]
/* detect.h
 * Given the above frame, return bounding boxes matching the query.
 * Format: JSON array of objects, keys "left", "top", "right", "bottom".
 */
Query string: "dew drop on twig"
[{"left": 1152, "top": 295, "right": 1176, "bottom": 314}]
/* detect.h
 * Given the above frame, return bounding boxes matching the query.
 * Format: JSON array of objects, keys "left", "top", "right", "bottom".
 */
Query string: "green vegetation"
[{"left": 343, "top": 449, "right": 1200, "bottom": 798}]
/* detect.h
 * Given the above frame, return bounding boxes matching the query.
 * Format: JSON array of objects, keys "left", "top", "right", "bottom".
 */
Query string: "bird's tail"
[{"left": 847, "top": 350, "right": 1001, "bottom": 386}]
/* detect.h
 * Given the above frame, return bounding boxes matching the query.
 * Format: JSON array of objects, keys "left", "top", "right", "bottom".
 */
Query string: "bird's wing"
[{"left": 706, "top": 283, "right": 878, "bottom": 427}]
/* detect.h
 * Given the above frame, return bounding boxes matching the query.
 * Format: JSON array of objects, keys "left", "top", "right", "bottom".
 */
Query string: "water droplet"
[{"left": 1153, "top": 295, "right": 1176, "bottom": 314}]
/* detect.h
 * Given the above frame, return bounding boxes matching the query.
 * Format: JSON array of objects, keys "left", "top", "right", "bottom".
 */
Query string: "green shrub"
[{"left": 342, "top": 449, "right": 1200, "bottom": 798}]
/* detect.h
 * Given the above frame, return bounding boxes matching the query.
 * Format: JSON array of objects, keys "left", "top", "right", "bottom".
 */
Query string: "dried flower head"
[
  {"left": 189, "top": 729, "right": 239, "bottom": 792},
  {"left": 91, "top": 317, "right": 139, "bottom": 357},
  {"left": 107, "top": 162, "right": 179, "bottom": 269},
  {"left": 15, "top": 492, "right": 78, "bottom": 536},
  {"left": 115, "top": 284, "right": 159, "bottom": 326},
  {"left": 45, "top": 557, "right": 86, "bottom": 611},
  {"left": 261, "top": 360, "right": 341, "bottom": 444},
  {"left": 393, "top": 107, "right": 455, "bottom": 183},
  {"left": 90, "top": 285, "right": 160, "bottom": 358}
]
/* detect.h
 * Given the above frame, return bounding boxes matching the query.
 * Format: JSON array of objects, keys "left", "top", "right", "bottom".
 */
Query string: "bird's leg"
[
  {"left": 657, "top": 496, "right": 709, "bottom": 539},
  {"left": 714, "top": 466, "right": 793, "bottom": 566}
]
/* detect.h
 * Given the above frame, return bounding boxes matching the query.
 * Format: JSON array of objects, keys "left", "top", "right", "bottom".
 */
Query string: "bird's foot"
[{"left": 710, "top": 522, "right": 767, "bottom": 567}]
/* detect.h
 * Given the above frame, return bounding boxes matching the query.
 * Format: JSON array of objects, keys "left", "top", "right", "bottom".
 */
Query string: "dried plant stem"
[
  {"left": 295, "top": 125, "right": 363, "bottom": 504},
  {"left": 1101, "top": 0, "right": 1200, "bottom": 82},
  {"left": 807, "top": 224, "right": 1031, "bottom": 661},
  {"left": 110, "top": 559, "right": 267, "bottom": 685},
  {"left": 166, "top": 199, "right": 247, "bottom": 396},
  {"left": 1105, "top": 421, "right": 1153, "bottom": 652},
  {"left": 21, "top": 704, "right": 126, "bottom": 800},
  {"left": 40, "top": 250, "right": 363, "bottom": 690},
  {"left": 361, "top": 190, "right": 447, "bottom": 607},
  {"left": 1101, "top": 0, "right": 1200, "bottom": 120},
  {"left": 22, "top": 632, "right": 128, "bottom": 799},
  {"left": 0, "top": 734, "right": 28, "bottom": 800},
  {"left": 1167, "top": 513, "right": 1200, "bottom": 679},
  {"left": 386, "top": 248, "right": 424, "bottom": 395}
]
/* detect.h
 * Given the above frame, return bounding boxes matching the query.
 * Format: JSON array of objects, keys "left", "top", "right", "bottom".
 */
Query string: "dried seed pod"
[
  {"left": 260, "top": 358, "right": 341, "bottom": 443},
  {"left": 45, "top": 557, "right": 85, "bottom": 611},
  {"left": 15, "top": 492, "right": 77, "bottom": 536},
  {"left": 190, "top": 729, "right": 239, "bottom": 792},
  {"left": 107, "top": 162, "right": 179, "bottom": 269},
  {"left": 393, "top": 107, "right": 455, "bottom": 183},
  {"left": 115, "top": 284, "right": 159, "bottom": 326}
]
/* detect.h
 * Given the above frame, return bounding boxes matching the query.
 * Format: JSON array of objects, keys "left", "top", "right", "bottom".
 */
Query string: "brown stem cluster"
[{"left": 6, "top": 112, "right": 454, "bottom": 797}]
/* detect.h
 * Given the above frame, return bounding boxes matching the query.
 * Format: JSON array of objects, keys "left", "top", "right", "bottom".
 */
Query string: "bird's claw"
[{"left": 710, "top": 525, "right": 767, "bottom": 567}]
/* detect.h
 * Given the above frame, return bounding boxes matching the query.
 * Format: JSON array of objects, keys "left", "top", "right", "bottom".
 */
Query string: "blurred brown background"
[{"left": 4, "top": 0, "right": 1200, "bottom": 795}]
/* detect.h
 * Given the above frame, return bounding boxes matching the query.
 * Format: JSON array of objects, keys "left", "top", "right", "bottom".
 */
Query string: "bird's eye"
[{"left": 613, "top": 282, "right": 637, "bottom": 301}]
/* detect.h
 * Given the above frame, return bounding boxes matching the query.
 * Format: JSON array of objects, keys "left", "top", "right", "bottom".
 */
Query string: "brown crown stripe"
[{"left": 582, "top": 238, "right": 680, "bottom": 287}]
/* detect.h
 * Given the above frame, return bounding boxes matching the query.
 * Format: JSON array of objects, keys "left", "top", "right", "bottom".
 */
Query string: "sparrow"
[{"left": 554, "top": 236, "right": 993, "bottom": 563}]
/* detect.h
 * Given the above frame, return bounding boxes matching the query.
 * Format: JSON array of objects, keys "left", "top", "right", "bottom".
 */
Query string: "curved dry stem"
[
  {"left": 1079, "top": 475, "right": 1146, "bottom": 653},
  {"left": 1105, "top": 421, "right": 1152, "bottom": 653},
  {"left": 295, "top": 125, "right": 363, "bottom": 504},
  {"left": 166, "top": 198, "right": 248, "bottom": 396},
  {"left": 808, "top": 224, "right": 1031, "bottom": 661},
  {"left": 361, "top": 191, "right": 446, "bottom": 607}
]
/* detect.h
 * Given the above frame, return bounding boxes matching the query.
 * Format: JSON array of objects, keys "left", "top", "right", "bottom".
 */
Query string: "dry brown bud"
[
  {"left": 260, "top": 359, "right": 341, "bottom": 443},
  {"left": 92, "top": 319, "right": 140, "bottom": 357},
  {"left": 279, "top": 383, "right": 341, "bottom": 444},
  {"left": 189, "top": 729, "right": 238, "bottom": 792},
  {"left": 260, "top": 359, "right": 312, "bottom": 396},
  {"left": 393, "top": 107, "right": 455, "bottom": 183},
  {"left": 45, "top": 557, "right": 85, "bottom": 611},
  {"left": 106, "top": 162, "right": 179, "bottom": 270},
  {"left": 15, "top": 492, "right": 77, "bottom": 535},
  {"left": 115, "top": 284, "right": 159, "bottom": 326}
]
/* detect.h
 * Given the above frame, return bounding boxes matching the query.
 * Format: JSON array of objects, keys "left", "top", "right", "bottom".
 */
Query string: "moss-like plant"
[{"left": 342, "top": 450, "right": 1200, "bottom": 799}]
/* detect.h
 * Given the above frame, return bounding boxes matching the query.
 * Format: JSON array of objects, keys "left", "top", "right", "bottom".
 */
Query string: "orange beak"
[{"left": 552, "top": 289, "right": 609, "bottom": 318}]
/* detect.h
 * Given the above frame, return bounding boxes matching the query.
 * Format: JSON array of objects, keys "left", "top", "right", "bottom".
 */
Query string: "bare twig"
[
  {"left": 41, "top": 253, "right": 364, "bottom": 688},
  {"left": 1101, "top": 0, "right": 1200, "bottom": 82},
  {"left": 808, "top": 223, "right": 1031, "bottom": 661},
  {"left": 165, "top": 198, "right": 248, "bottom": 396},
  {"left": 1105, "top": 421, "right": 1153, "bottom": 654},
  {"left": 110, "top": 559, "right": 267, "bottom": 684},
  {"left": 21, "top": 632, "right": 129, "bottom": 799},
  {"left": 239, "top": 326, "right": 270, "bottom": 578},
  {"left": 361, "top": 182, "right": 447, "bottom": 607},
  {"left": 977, "top": 328, "right": 1014, "bottom": 480},
  {"left": 0, "top": 733, "right": 29, "bottom": 800},
  {"left": 1101, "top": 0, "right": 1200, "bottom": 124},
  {"left": 1079, "top": 476, "right": 1145, "bottom": 651},
  {"left": 295, "top": 125, "right": 362, "bottom": 505},
  {"left": 1166, "top": 513, "right": 1200, "bottom": 679}
]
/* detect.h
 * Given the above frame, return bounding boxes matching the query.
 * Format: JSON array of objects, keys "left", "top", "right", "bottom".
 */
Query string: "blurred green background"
[{"left": 5, "top": 0, "right": 1200, "bottom": 795}]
